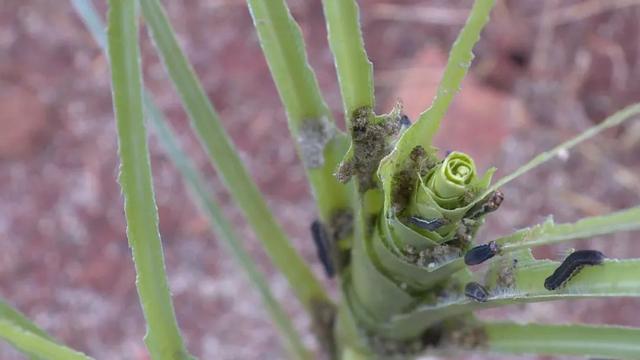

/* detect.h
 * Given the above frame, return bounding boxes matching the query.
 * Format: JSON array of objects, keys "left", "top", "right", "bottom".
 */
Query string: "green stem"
[
  {"left": 480, "top": 102, "right": 640, "bottom": 201},
  {"left": 0, "top": 299, "right": 68, "bottom": 360},
  {"left": 0, "top": 320, "right": 92, "bottom": 360},
  {"left": 485, "top": 322, "right": 640, "bottom": 359},
  {"left": 246, "top": 0, "right": 353, "bottom": 225},
  {"left": 399, "top": 0, "right": 496, "bottom": 152},
  {"left": 496, "top": 206, "right": 640, "bottom": 251},
  {"left": 0, "top": 301, "right": 52, "bottom": 341},
  {"left": 378, "top": 0, "right": 496, "bottom": 217},
  {"left": 107, "top": 1, "right": 192, "bottom": 358},
  {"left": 138, "top": 0, "right": 329, "bottom": 311},
  {"left": 144, "top": 93, "right": 310, "bottom": 359},
  {"left": 381, "top": 258, "right": 640, "bottom": 339},
  {"left": 71, "top": 3, "right": 309, "bottom": 355},
  {"left": 322, "top": 0, "right": 374, "bottom": 122}
]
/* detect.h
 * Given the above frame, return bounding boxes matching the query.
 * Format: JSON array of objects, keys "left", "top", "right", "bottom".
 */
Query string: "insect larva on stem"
[
  {"left": 310, "top": 220, "right": 335, "bottom": 278},
  {"left": 544, "top": 250, "right": 605, "bottom": 290}
]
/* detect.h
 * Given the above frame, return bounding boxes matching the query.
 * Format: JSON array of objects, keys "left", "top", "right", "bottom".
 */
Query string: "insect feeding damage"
[
  {"left": 336, "top": 106, "right": 404, "bottom": 191},
  {"left": 297, "top": 116, "right": 336, "bottom": 169},
  {"left": 544, "top": 250, "right": 605, "bottom": 290}
]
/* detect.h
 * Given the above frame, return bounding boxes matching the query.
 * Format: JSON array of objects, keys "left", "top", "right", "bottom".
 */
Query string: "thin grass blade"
[{"left": 480, "top": 102, "right": 640, "bottom": 201}]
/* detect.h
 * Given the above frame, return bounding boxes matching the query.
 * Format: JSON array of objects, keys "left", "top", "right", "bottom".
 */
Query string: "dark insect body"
[
  {"left": 399, "top": 114, "right": 412, "bottom": 128},
  {"left": 544, "top": 250, "right": 605, "bottom": 290},
  {"left": 310, "top": 220, "right": 335, "bottom": 278},
  {"left": 408, "top": 216, "right": 449, "bottom": 231},
  {"left": 464, "top": 241, "right": 500, "bottom": 265},
  {"left": 464, "top": 282, "right": 489, "bottom": 302},
  {"left": 464, "top": 190, "right": 504, "bottom": 220}
]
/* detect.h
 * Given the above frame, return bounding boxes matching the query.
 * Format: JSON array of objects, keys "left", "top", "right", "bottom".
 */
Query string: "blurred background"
[{"left": 1, "top": 0, "right": 640, "bottom": 359}]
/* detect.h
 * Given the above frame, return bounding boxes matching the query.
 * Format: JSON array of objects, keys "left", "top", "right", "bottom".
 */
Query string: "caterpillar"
[
  {"left": 544, "top": 250, "right": 605, "bottom": 290},
  {"left": 464, "top": 240, "right": 500, "bottom": 265},
  {"left": 310, "top": 220, "right": 335, "bottom": 278},
  {"left": 464, "top": 281, "right": 489, "bottom": 302}
]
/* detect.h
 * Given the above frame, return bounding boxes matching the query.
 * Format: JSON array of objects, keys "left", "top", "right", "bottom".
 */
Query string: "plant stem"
[
  {"left": 480, "top": 102, "right": 640, "bottom": 201},
  {"left": 322, "top": 0, "right": 374, "bottom": 123},
  {"left": 138, "top": 0, "right": 330, "bottom": 312},
  {"left": 395, "top": 0, "right": 496, "bottom": 154},
  {"left": 144, "top": 93, "right": 310, "bottom": 359},
  {"left": 496, "top": 206, "right": 640, "bottom": 251},
  {"left": 246, "top": 0, "right": 353, "bottom": 227},
  {"left": 71, "top": 3, "right": 309, "bottom": 356},
  {"left": 380, "top": 258, "right": 640, "bottom": 339},
  {"left": 0, "top": 301, "right": 51, "bottom": 341},
  {"left": 107, "top": 1, "right": 192, "bottom": 358},
  {"left": 0, "top": 320, "right": 93, "bottom": 360},
  {"left": 485, "top": 322, "right": 640, "bottom": 359}
]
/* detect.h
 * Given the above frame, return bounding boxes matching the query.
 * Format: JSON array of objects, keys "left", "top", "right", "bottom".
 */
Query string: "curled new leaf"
[{"left": 397, "top": 151, "right": 495, "bottom": 248}]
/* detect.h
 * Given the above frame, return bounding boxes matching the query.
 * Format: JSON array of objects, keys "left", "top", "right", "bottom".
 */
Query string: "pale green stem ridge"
[
  {"left": 246, "top": 0, "right": 352, "bottom": 223},
  {"left": 107, "top": 1, "right": 192, "bottom": 358},
  {"left": 0, "top": 320, "right": 93, "bottom": 360},
  {"left": 485, "top": 322, "right": 640, "bottom": 359},
  {"left": 322, "top": 0, "right": 374, "bottom": 122},
  {"left": 496, "top": 206, "right": 640, "bottom": 251},
  {"left": 481, "top": 102, "right": 640, "bottom": 201},
  {"left": 138, "top": 0, "right": 329, "bottom": 310}
]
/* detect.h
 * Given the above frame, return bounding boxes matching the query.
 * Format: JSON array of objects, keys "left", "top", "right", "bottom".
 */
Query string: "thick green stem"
[
  {"left": 322, "top": 0, "right": 374, "bottom": 123},
  {"left": 485, "top": 322, "right": 640, "bottom": 359},
  {"left": 381, "top": 258, "right": 640, "bottom": 339},
  {"left": 107, "top": 1, "right": 192, "bottom": 358},
  {"left": 246, "top": 0, "right": 353, "bottom": 229},
  {"left": 496, "top": 206, "right": 640, "bottom": 251}
]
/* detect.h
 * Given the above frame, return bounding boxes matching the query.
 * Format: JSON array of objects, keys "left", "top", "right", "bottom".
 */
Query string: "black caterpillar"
[
  {"left": 544, "top": 250, "right": 605, "bottom": 290},
  {"left": 310, "top": 220, "right": 335, "bottom": 278}
]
